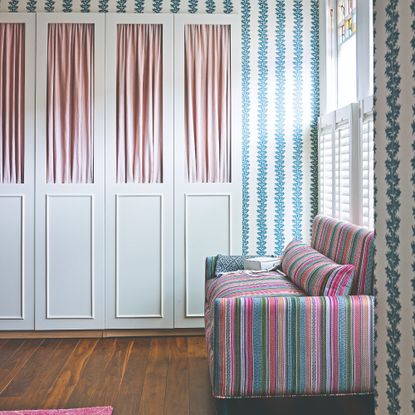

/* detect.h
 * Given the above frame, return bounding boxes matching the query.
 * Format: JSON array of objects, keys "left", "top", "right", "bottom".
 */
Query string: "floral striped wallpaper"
[
  {"left": 0, "top": 0, "right": 320, "bottom": 256},
  {"left": 374, "top": 1, "right": 415, "bottom": 414}
]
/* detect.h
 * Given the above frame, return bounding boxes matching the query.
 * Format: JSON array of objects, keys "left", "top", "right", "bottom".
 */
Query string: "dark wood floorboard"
[
  {"left": 138, "top": 337, "right": 170, "bottom": 415},
  {"left": 0, "top": 339, "right": 63, "bottom": 410},
  {"left": 5, "top": 339, "right": 80, "bottom": 410},
  {"left": 188, "top": 337, "right": 216, "bottom": 415},
  {"left": 164, "top": 337, "right": 189, "bottom": 415},
  {"left": 42, "top": 339, "right": 98, "bottom": 409},
  {"left": 111, "top": 338, "right": 151, "bottom": 415},
  {"left": 0, "top": 340, "right": 43, "bottom": 394},
  {"left": 0, "top": 340, "right": 25, "bottom": 369},
  {"left": 0, "top": 336, "right": 374, "bottom": 415}
]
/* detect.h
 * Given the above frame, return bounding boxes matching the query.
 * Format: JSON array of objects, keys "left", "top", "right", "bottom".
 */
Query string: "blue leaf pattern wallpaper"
[
  {"left": 0, "top": 0, "right": 320, "bottom": 257},
  {"left": 374, "top": 1, "right": 415, "bottom": 414}
]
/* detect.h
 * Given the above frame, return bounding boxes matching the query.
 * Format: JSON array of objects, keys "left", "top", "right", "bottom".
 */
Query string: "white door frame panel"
[
  {"left": 35, "top": 13, "right": 105, "bottom": 330},
  {"left": 174, "top": 14, "right": 242, "bottom": 328},
  {"left": 105, "top": 14, "right": 174, "bottom": 329},
  {"left": 0, "top": 13, "right": 35, "bottom": 330}
]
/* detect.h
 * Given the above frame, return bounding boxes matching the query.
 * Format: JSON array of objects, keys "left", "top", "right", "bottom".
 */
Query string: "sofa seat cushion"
[
  {"left": 204, "top": 271, "right": 305, "bottom": 377},
  {"left": 282, "top": 240, "right": 355, "bottom": 296},
  {"left": 205, "top": 271, "right": 306, "bottom": 306}
]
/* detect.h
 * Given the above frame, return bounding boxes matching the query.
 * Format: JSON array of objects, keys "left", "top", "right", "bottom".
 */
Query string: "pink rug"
[{"left": 0, "top": 408, "right": 112, "bottom": 415}]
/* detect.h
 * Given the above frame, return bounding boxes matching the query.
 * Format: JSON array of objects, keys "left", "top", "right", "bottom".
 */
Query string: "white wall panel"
[
  {"left": 46, "top": 195, "right": 94, "bottom": 319},
  {"left": 116, "top": 195, "right": 163, "bottom": 318},
  {"left": 0, "top": 14, "right": 35, "bottom": 330},
  {"left": 185, "top": 194, "right": 231, "bottom": 317},
  {"left": 35, "top": 13, "right": 105, "bottom": 330},
  {"left": 105, "top": 14, "right": 174, "bottom": 329},
  {"left": 174, "top": 14, "right": 242, "bottom": 328},
  {"left": 0, "top": 196, "right": 24, "bottom": 319}
]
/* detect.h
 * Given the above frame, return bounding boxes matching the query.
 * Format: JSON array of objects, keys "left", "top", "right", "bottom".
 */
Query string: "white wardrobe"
[{"left": 0, "top": 13, "right": 241, "bottom": 331}]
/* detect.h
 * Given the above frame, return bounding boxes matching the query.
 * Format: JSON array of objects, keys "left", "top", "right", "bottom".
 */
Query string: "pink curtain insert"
[
  {"left": 117, "top": 24, "right": 163, "bottom": 183},
  {"left": 184, "top": 24, "right": 231, "bottom": 183},
  {"left": 47, "top": 23, "right": 94, "bottom": 184},
  {"left": 0, "top": 23, "right": 25, "bottom": 184}
]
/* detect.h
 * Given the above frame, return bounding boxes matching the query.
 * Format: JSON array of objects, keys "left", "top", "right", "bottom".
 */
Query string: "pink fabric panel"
[
  {"left": 0, "top": 23, "right": 25, "bottom": 184},
  {"left": 0, "top": 407, "right": 113, "bottom": 414},
  {"left": 117, "top": 24, "right": 163, "bottom": 183},
  {"left": 184, "top": 24, "right": 231, "bottom": 183},
  {"left": 47, "top": 24, "right": 94, "bottom": 184}
]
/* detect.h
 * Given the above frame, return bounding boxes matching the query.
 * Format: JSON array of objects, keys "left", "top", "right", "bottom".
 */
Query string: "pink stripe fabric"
[
  {"left": 204, "top": 216, "right": 375, "bottom": 399},
  {"left": 205, "top": 271, "right": 305, "bottom": 305},
  {"left": 310, "top": 215, "right": 374, "bottom": 294},
  {"left": 206, "top": 295, "right": 374, "bottom": 398},
  {"left": 184, "top": 24, "right": 231, "bottom": 183},
  {"left": 204, "top": 271, "right": 305, "bottom": 379},
  {"left": 0, "top": 23, "right": 25, "bottom": 184},
  {"left": 0, "top": 408, "right": 112, "bottom": 415},
  {"left": 116, "top": 24, "right": 163, "bottom": 183},
  {"left": 47, "top": 24, "right": 94, "bottom": 184},
  {"left": 281, "top": 240, "right": 355, "bottom": 296}
]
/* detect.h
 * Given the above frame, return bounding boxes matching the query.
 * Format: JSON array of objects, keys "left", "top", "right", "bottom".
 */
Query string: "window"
[
  {"left": 323, "top": 0, "right": 372, "bottom": 112},
  {"left": 319, "top": 0, "right": 374, "bottom": 229},
  {"left": 337, "top": 0, "right": 357, "bottom": 108}
]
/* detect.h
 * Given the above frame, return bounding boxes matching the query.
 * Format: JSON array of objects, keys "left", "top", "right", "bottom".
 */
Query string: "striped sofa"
[{"left": 204, "top": 215, "right": 375, "bottom": 403}]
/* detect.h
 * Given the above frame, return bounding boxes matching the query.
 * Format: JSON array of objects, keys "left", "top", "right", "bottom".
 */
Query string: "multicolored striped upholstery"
[
  {"left": 204, "top": 271, "right": 305, "bottom": 389},
  {"left": 208, "top": 295, "right": 374, "bottom": 398},
  {"left": 282, "top": 240, "right": 355, "bottom": 296},
  {"left": 206, "top": 271, "right": 305, "bottom": 305},
  {"left": 310, "top": 215, "right": 374, "bottom": 294}
]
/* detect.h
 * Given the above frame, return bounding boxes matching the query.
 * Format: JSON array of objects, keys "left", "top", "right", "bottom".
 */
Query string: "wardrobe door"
[
  {"left": 174, "top": 15, "right": 242, "bottom": 328},
  {"left": 105, "top": 14, "right": 174, "bottom": 329},
  {"left": 0, "top": 14, "right": 35, "bottom": 330},
  {"left": 35, "top": 14, "right": 105, "bottom": 330}
]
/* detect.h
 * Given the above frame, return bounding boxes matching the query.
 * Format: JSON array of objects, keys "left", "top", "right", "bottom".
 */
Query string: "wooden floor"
[{"left": 0, "top": 336, "right": 374, "bottom": 415}]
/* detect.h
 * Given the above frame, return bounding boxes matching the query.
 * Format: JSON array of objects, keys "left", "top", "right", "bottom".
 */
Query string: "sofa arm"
[
  {"left": 205, "top": 256, "right": 218, "bottom": 281},
  {"left": 211, "top": 295, "right": 374, "bottom": 398}
]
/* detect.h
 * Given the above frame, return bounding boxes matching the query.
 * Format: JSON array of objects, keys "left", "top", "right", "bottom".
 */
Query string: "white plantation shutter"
[
  {"left": 319, "top": 126, "right": 334, "bottom": 216},
  {"left": 334, "top": 122, "right": 352, "bottom": 221},
  {"left": 361, "top": 113, "right": 374, "bottom": 228},
  {"left": 318, "top": 103, "right": 362, "bottom": 224}
]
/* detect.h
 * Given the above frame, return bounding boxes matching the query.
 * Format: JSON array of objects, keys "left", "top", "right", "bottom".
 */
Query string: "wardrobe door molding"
[
  {"left": 105, "top": 14, "right": 174, "bottom": 329},
  {"left": 0, "top": 14, "right": 35, "bottom": 330},
  {"left": 35, "top": 13, "right": 105, "bottom": 330},
  {"left": 174, "top": 14, "right": 242, "bottom": 328}
]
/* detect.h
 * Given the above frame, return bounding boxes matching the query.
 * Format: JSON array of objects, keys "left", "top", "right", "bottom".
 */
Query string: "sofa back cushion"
[
  {"left": 311, "top": 215, "right": 374, "bottom": 294},
  {"left": 281, "top": 240, "right": 355, "bottom": 296}
]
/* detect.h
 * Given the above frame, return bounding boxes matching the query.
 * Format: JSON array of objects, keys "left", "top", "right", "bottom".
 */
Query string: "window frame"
[
  {"left": 360, "top": 95, "right": 374, "bottom": 229},
  {"left": 320, "top": 0, "right": 373, "bottom": 115}
]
